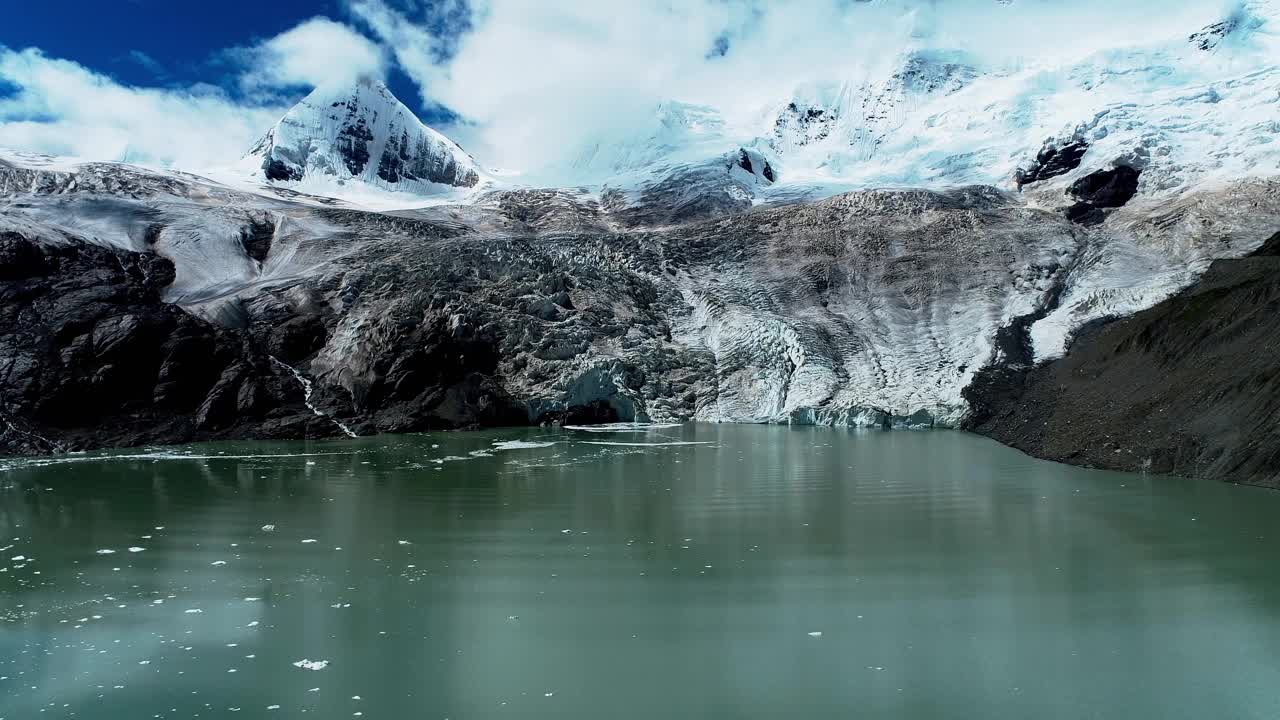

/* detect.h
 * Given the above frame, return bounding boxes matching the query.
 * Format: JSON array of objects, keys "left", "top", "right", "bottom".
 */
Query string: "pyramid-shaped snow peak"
[{"left": 247, "top": 78, "right": 481, "bottom": 191}]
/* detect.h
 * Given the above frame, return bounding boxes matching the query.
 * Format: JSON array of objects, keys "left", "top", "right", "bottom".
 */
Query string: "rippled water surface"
[{"left": 2, "top": 424, "right": 1280, "bottom": 719}]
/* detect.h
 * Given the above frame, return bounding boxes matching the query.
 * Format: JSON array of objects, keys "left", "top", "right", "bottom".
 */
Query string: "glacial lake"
[{"left": 2, "top": 424, "right": 1279, "bottom": 719}]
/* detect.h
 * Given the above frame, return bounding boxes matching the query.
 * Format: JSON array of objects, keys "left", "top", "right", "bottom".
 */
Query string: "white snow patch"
[
  {"left": 579, "top": 441, "right": 710, "bottom": 447},
  {"left": 563, "top": 423, "right": 684, "bottom": 432},
  {"left": 491, "top": 440, "right": 559, "bottom": 450}
]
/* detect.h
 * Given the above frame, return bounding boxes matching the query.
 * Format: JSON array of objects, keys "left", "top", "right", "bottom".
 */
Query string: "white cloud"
[
  {"left": 0, "top": 18, "right": 383, "bottom": 169},
  {"left": 126, "top": 50, "right": 166, "bottom": 78},
  {"left": 0, "top": 48, "right": 284, "bottom": 168},
  {"left": 237, "top": 17, "right": 385, "bottom": 91},
  {"left": 0, "top": 1, "right": 1244, "bottom": 176},
  {"left": 352, "top": 0, "right": 1227, "bottom": 175}
]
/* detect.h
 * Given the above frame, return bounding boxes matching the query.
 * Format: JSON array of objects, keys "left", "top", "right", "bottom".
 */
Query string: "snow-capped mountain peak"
[{"left": 247, "top": 77, "right": 481, "bottom": 192}]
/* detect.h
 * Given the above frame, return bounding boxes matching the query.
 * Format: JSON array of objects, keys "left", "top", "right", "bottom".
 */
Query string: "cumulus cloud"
[
  {"left": 235, "top": 17, "right": 385, "bottom": 91},
  {"left": 352, "top": 0, "right": 1225, "bottom": 173},
  {"left": 0, "top": 48, "right": 284, "bottom": 168}
]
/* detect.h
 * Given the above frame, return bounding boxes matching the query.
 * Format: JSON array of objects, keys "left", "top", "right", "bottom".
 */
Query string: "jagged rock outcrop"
[
  {"left": 1015, "top": 139, "right": 1090, "bottom": 188},
  {"left": 1064, "top": 165, "right": 1141, "bottom": 225}
]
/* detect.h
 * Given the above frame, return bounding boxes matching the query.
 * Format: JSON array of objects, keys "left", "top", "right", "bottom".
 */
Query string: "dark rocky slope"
[
  {"left": 0, "top": 233, "right": 328, "bottom": 453},
  {"left": 965, "top": 232, "right": 1280, "bottom": 488}
]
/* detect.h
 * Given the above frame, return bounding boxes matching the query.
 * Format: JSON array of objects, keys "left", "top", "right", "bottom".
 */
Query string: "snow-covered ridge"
[
  {"left": 245, "top": 77, "right": 483, "bottom": 194},
  {"left": 542, "top": 2, "right": 1279, "bottom": 209}
]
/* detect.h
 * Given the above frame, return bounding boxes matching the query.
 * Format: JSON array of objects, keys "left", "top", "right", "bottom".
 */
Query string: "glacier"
[{"left": 1, "top": 1, "right": 1279, "bottom": 482}]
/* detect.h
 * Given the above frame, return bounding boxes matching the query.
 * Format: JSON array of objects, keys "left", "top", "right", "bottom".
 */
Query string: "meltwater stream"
[{"left": 2, "top": 424, "right": 1279, "bottom": 719}]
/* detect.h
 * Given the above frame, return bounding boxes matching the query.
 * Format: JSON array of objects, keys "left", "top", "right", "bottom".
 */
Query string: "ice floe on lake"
[
  {"left": 0, "top": 450, "right": 360, "bottom": 470},
  {"left": 563, "top": 423, "right": 684, "bottom": 432},
  {"left": 491, "top": 440, "right": 559, "bottom": 450},
  {"left": 579, "top": 441, "right": 710, "bottom": 447}
]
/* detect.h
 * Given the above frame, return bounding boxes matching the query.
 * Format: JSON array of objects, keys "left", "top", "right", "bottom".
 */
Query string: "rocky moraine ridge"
[{"left": 2, "top": 147, "right": 1279, "bottom": 487}]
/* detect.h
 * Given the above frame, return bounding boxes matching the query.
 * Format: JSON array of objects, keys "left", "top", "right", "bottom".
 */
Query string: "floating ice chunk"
[
  {"left": 563, "top": 423, "right": 683, "bottom": 432},
  {"left": 491, "top": 440, "right": 558, "bottom": 451},
  {"left": 808, "top": 631, "right": 823, "bottom": 637},
  {"left": 561, "top": 529, "right": 572, "bottom": 534},
  {"left": 580, "top": 441, "right": 710, "bottom": 447},
  {"left": 96, "top": 549, "right": 116, "bottom": 555},
  {"left": 127, "top": 547, "right": 145, "bottom": 553},
  {"left": 544, "top": 692, "right": 554, "bottom": 697},
  {"left": 248, "top": 621, "right": 260, "bottom": 627},
  {"left": 397, "top": 540, "right": 411, "bottom": 546},
  {"left": 211, "top": 561, "right": 227, "bottom": 566},
  {"left": 267, "top": 705, "right": 280, "bottom": 710},
  {"left": 293, "top": 659, "right": 329, "bottom": 671},
  {"left": 261, "top": 525, "right": 276, "bottom": 532},
  {"left": 301, "top": 539, "right": 317, "bottom": 544},
  {"left": 184, "top": 609, "right": 203, "bottom": 614}
]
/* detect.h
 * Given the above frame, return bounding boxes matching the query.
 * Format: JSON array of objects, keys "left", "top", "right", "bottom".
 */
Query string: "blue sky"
[{"left": 0, "top": 0, "right": 461, "bottom": 121}]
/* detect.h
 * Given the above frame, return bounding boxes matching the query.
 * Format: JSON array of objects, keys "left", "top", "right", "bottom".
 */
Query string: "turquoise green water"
[{"left": 2, "top": 424, "right": 1279, "bottom": 719}]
